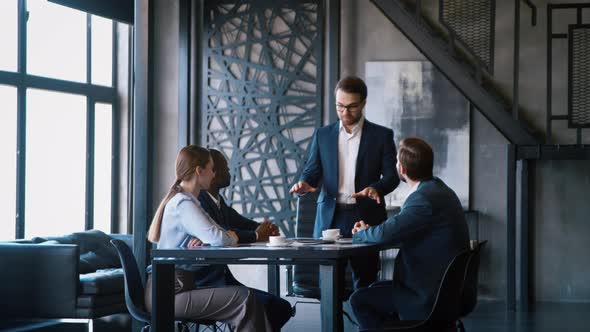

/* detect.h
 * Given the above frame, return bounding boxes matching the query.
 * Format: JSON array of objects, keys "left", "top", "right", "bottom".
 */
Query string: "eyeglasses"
[{"left": 336, "top": 100, "right": 364, "bottom": 113}]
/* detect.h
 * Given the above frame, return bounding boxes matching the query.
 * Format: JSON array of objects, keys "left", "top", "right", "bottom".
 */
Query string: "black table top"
[{"left": 152, "top": 241, "right": 396, "bottom": 261}]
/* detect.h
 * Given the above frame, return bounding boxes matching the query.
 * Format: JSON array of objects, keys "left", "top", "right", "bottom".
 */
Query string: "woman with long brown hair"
[{"left": 145, "top": 145, "right": 272, "bottom": 331}]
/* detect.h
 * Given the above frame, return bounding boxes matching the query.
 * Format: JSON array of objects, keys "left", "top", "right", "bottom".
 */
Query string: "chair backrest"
[
  {"left": 291, "top": 192, "right": 355, "bottom": 299},
  {"left": 460, "top": 240, "right": 487, "bottom": 317},
  {"left": 292, "top": 192, "right": 321, "bottom": 298},
  {"left": 295, "top": 191, "right": 319, "bottom": 238},
  {"left": 427, "top": 249, "right": 471, "bottom": 321},
  {"left": 110, "top": 239, "right": 151, "bottom": 323}
]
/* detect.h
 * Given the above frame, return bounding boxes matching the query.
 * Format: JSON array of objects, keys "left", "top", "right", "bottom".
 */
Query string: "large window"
[
  {"left": 0, "top": 1, "right": 18, "bottom": 72},
  {"left": 0, "top": 86, "right": 17, "bottom": 241},
  {"left": 25, "top": 89, "right": 87, "bottom": 237},
  {"left": 93, "top": 103, "right": 113, "bottom": 233},
  {"left": 0, "top": 1, "right": 125, "bottom": 239},
  {"left": 91, "top": 16, "right": 113, "bottom": 86},
  {"left": 27, "top": 0, "right": 87, "bottom": 82}
]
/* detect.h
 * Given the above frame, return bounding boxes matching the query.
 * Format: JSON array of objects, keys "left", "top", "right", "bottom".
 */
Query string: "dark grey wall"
[
  {"left": 151, "top": 0, "right": 180, "bottom": 213},
  {"left": 341, "top": 0, "right": 590, "bottom": 302}
]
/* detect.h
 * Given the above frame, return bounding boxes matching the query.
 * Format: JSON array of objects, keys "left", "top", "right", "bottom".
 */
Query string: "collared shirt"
[
  {"left": 337, "top": 116, "right": 364, "bottom": 204},
  {"left": 207, "top": 192, "right": 221, "bottom": 209},
  {"left": 207, "top": 191, "right": 258, "bottom": 240},
  {"left": 407, "top": 181, "right": 421, "bottom": 197}
]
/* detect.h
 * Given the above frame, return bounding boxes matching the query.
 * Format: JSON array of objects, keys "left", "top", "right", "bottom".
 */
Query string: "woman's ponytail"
[{"left": 147, "top": 179, "right": 182, "bottom": 243}]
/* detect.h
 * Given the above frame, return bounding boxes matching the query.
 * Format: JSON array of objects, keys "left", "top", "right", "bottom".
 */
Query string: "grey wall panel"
[
  {"left": 534, "top": 159, "right": 590, "bottom": 301},
  {"left": 202, "top": 0, "right": 323, "bottom": 236}
]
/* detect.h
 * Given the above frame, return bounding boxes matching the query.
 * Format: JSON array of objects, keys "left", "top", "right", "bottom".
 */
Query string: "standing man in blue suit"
[
  {"left": 349, "top": 137, "right": 470, "bottom": 329},
  {"left": 290, "top": 76, "right": 400, "bottom": 289},
  {"left": 186, "top": 149, "right": 293, "bottom": 331}
]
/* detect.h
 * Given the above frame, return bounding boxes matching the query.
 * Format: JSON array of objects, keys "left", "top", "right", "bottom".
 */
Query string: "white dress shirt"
[
  {"left": 337, "top": 116, "right": 364, "bottom": 204},
  {"left": 407, "top": 181, "right": 421, "bottom": 197},
  {"left": 207, "top": 191, "right": 259, "bottom": 240},
  {"left": 207, "top": 192, "right": 221, "bottom": 209}
]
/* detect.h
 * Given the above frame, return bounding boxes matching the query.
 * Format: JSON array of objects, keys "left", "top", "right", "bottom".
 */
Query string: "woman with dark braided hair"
[{"left": 145, "top": 145, "right": 272, "bottom": 331}]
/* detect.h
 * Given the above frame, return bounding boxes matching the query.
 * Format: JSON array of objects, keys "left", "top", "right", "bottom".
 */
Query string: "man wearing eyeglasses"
[{"left": 290, "top": 76, "right": 400, "bottom": 290}]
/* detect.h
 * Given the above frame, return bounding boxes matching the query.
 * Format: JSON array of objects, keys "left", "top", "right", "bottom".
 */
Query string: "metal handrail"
[
  {"left": 522, "top": 0, "right": 537, "bottom": 26},
  {"left": 513, "top": 0, "right": 538, "bottom": 119}
]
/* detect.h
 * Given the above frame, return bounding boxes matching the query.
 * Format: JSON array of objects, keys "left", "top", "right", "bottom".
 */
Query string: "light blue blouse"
[{"left": 157, "top": 191, "right": 238, "bottom": 249}]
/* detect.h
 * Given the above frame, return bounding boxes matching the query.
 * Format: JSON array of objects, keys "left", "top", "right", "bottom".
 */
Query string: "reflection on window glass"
[
  {"left": 0, "top": 1, "right": 18, "bottom": 72},
  {"left": 0, "top": 86, "right": 17, "bottom": 240},
  {"left": 91, "top": 15, "right": 113, "bottom": 86},
  {"left": 27, "top": 0, "right": 86, "bottom": 82},
  {"left": 94, "top": 103, "right": 112, "bottom": 232},
  {"left": 25, "top": 89, "right": 86, "bottom": 238}
]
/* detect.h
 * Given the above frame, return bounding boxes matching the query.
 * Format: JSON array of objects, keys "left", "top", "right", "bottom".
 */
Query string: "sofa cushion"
[
  {"left": 79, "top": 268, "right": 124, "bottom": 295},
  {"left": 45, "top": 230, "right": 121, "bottom": 273}
]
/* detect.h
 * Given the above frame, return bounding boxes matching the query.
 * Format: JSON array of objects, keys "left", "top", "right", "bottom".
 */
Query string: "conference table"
[{"left": 150, "top": 240, "right": 395, "bottom": 332}]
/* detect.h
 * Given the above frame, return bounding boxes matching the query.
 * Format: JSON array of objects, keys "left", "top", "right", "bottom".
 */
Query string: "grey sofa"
[{"left": 0, "top": 230, "right": 133, "bottom": 321}]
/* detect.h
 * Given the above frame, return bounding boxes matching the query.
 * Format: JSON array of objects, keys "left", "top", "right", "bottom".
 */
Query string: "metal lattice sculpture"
[
  {"left": 203, "top": 0, "right": 323, "bottom": 236},
  {"left": 440, "top": 0, "right": 495, "bottom": 73},
  {"left": 569, "top": 25, "right": 590, "bottom": 128}
]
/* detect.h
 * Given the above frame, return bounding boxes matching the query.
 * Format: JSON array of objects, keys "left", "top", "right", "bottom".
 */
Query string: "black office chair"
[
  {"left": 360, "top": 249, "right": 472, "bottom": 332},
  {"left": 289, "top": 191, "right": 321, "bottom": 299},
  {"left": 287, "top": 191, "right": 356, "bottom": 299},
  {"left": 286, "top": 192, "right": 358, "bottom": 327},
  {"left": 110, "top": 239, "right": 226, "bottom": 332},
  {"left": 457, "top": 240, "right": 487, "bottom": 332}
]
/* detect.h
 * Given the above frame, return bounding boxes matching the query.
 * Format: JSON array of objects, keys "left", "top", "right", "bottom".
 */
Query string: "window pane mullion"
[
  {"left": 16, "top": 87, "right": 26, "bottom": 239},
  {"left": 86, "top": 99, "right": 95, "bottom": 230}
]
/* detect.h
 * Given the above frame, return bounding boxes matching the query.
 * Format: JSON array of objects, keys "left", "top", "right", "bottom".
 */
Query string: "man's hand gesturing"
[
  {"left": 351, "top": 187, "right": 381, "bottom": 204},
  {"left": 289, "top": 181, "right": 317, "bottom": 195}
]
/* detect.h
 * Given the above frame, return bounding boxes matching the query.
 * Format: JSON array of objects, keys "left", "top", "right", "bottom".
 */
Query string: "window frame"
[{"left": 0, "top": 0, "right": 120, "bottom": 239}]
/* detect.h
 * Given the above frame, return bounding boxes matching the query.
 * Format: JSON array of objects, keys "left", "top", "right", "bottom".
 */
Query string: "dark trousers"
[
  {"left": 225, "top": 271, "right": 292, "bottom": 331},
  {"left": 250, "top": 288, "right": 293, "bottom": 331},
  {"left": 331, "top": 206, "right": 380, "bottom": 290},
  {"left": 349, "top": 282, "right": 399, "bottom": 329}
]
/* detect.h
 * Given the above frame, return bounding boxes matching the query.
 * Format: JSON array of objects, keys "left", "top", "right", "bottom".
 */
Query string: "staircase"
[{"left": 370, "top": 0, "right": 541, "bottom": 145}]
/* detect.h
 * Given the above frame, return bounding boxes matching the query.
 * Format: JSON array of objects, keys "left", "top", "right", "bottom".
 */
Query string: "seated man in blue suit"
[
  {"left": 290, "top": 76, "right": 400, "bottom": 290},
  {"left": 349, "top": 137, "right": 470, "bottom": 329},
  {"left": 186, "top": 149, "right": 292, "bottom": 331}
]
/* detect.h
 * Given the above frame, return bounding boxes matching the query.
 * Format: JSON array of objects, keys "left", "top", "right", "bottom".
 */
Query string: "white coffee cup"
[
  {"left": 268, "top": 235, "right": 287, "bottom": 246},
  {"left": 322, "top": 229, "right": 341, "bottom": 240}
]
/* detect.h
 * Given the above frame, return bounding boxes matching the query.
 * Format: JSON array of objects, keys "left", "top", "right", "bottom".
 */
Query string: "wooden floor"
[{"left": 2, "top": 300, "right": 590, "bottom": 331}]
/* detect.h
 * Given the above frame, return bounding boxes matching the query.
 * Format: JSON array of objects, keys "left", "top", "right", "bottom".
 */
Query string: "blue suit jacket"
[
  {"left": 352, "top": 177, "right": 470, "bottom": 320},
  {"left": 300, "top": 120, "right": 399, "bottom": 237}
]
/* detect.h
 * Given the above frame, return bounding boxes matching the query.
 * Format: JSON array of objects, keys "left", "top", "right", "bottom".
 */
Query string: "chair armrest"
[{"left": 0, "top": 243, "right": 80, "bottom": 318}]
